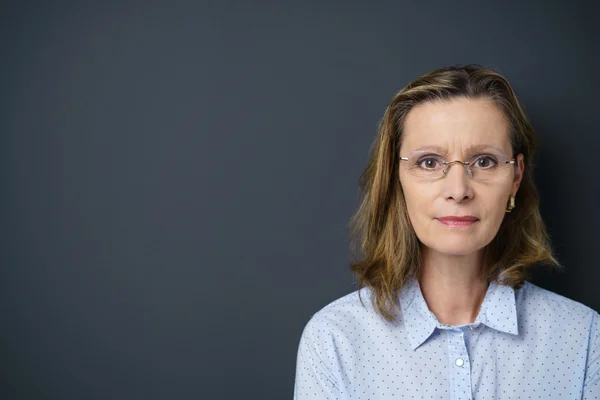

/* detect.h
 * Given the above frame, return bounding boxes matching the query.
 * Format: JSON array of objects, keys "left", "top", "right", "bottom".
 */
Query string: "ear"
[{"left": 512, "top": 153, "right": 525, "bottom": 196}]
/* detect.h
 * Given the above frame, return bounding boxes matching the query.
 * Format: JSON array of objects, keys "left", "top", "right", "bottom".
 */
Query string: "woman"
[{"left": 293, "top": 64, "right": 599, "bottom": 399}]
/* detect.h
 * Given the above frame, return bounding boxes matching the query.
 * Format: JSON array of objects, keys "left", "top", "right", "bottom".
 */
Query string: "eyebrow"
[{"left": 407, "top": 144, "right": 506, "bottom": 155}]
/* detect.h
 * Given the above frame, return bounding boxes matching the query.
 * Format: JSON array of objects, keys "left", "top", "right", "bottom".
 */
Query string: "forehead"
[{"left": 400, "top": 97, "right": 511, "bottom": 153}]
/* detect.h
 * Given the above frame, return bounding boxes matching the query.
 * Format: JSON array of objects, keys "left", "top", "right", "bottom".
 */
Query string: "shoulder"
[
  {"left": 520, "top": 281, "right": 597, "bottom": 315},
  {"left": 298, "top": 287, "right": 383, "bottom": 346},
  {"left": 518, "top": 280, "right": 599, "bottom": 330},
  {"left": 302, "top": 287, "right": 374, "bottom": 331}
]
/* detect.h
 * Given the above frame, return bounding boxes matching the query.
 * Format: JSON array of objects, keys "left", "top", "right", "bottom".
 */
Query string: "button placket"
[{"left": 447, "top": 328, "right": 473, "bottom": 400}]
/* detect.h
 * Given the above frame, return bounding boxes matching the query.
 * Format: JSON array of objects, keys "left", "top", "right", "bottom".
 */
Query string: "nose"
[{"left": 441, "top": 162, "right": 473, "bottom": 203}]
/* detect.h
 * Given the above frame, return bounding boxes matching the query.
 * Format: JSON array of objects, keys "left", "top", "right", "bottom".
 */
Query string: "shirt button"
[{"left": 455, "top": 358, "right": 465, "bottom": 367}]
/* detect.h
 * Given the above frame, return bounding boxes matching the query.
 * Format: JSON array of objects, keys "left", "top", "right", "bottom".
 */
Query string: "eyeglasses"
[{"left": 399, "top": 150, "right": 516, "bottom": 182}]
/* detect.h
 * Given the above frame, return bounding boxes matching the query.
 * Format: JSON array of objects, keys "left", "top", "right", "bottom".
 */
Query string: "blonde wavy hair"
[{"left": 349, "top": 64, "right": 560, "bottom": 322}]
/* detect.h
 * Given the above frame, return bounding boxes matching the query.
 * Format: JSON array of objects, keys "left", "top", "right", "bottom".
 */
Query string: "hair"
[{"left": 349, "top": 64, "right": 560, "bottom": 322}]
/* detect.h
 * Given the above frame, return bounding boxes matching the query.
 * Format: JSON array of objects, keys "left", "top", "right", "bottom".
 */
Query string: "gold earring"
[{"left": 505, "top": 195, "right": 516, "bottom": 213}]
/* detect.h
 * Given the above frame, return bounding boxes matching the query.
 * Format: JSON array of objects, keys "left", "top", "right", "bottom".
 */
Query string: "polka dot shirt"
[{"left": 294, "top": 277, "right": 600, "bottom": 399}]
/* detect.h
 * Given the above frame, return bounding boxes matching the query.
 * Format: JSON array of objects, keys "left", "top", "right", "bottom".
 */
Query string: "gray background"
[{"left": 2, "top": 1, "right": 599, "bottom": 399}]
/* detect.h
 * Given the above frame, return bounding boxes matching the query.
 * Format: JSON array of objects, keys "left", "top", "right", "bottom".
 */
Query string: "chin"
[
  {"left": 434, "top": 246, "right": 482, "bottom": 257},
  {"left": 422, "top": 238, "right": 487, "bottom": 257}
]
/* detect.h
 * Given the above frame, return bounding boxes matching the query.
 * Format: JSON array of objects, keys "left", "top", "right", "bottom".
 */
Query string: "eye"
[
  {"left": 417, "top": 156, "right": 443, "bottom": 170},
  {"left": 473, "top": 156, "right": 498, "bottom": 169}
]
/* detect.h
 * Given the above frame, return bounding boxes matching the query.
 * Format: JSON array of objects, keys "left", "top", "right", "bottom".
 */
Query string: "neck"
[{"left": 418, "top": 248, "right": 488, "bottom": 326}]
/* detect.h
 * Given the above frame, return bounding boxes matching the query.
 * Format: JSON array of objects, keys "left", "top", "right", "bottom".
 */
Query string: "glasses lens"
[
  {"left": 469, "top": 156, "right": 514, "bottom": 181},
  {"left": 403, "top": 154, "right": 446, "bottom": 179}
]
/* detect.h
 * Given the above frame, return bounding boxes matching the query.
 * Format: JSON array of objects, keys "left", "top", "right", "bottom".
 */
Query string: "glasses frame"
[{"left": 399, "top": 155, "right": 516, "bottom": 180}]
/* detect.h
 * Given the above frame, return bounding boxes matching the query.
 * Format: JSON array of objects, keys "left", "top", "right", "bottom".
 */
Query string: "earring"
[{"left": 505, "top": 195, "right": 516, "bottom": 213}]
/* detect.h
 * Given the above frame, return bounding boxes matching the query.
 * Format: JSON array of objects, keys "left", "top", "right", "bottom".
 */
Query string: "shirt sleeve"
[
  {"left": 583, "top": 311, "right": 600, "bottom": 399},
  {"left": 293, "top": 317, "right": 341, "bottom": 400}
]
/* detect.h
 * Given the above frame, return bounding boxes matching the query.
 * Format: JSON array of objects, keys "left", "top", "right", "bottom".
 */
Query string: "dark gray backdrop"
[{"left": 2, "top": 1, "right": 599, "bottom": 399}]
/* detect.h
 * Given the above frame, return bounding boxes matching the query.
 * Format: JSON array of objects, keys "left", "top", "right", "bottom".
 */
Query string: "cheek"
[
  {"left": 401, "top": 182, "right": 435, "bottom": 225},
  {"left": 478, "top": 187, "right": 512, "bottom": 227}
]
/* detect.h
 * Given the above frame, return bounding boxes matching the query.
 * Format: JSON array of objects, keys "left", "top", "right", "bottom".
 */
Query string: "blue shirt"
[{"left": 294, "top": 277, "right": 600, "bottom": 399}]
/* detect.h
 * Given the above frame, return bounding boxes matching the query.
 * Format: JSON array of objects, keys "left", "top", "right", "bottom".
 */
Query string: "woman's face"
[{"left": 399, "top": 97, "right": 524, "bottom": 257}]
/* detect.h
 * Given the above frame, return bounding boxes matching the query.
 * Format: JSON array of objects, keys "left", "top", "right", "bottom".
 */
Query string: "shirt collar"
[{"left": 398, "top": 276, "right": 519, "bottom": 350}]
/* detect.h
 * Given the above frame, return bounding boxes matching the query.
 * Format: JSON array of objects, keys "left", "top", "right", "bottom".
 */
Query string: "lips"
[
  {"left": 437, "top": 216, "right": 478, "bottom": 222},
  {"left": 436, "top": 216, "right": 479, "bottom": 227}
]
